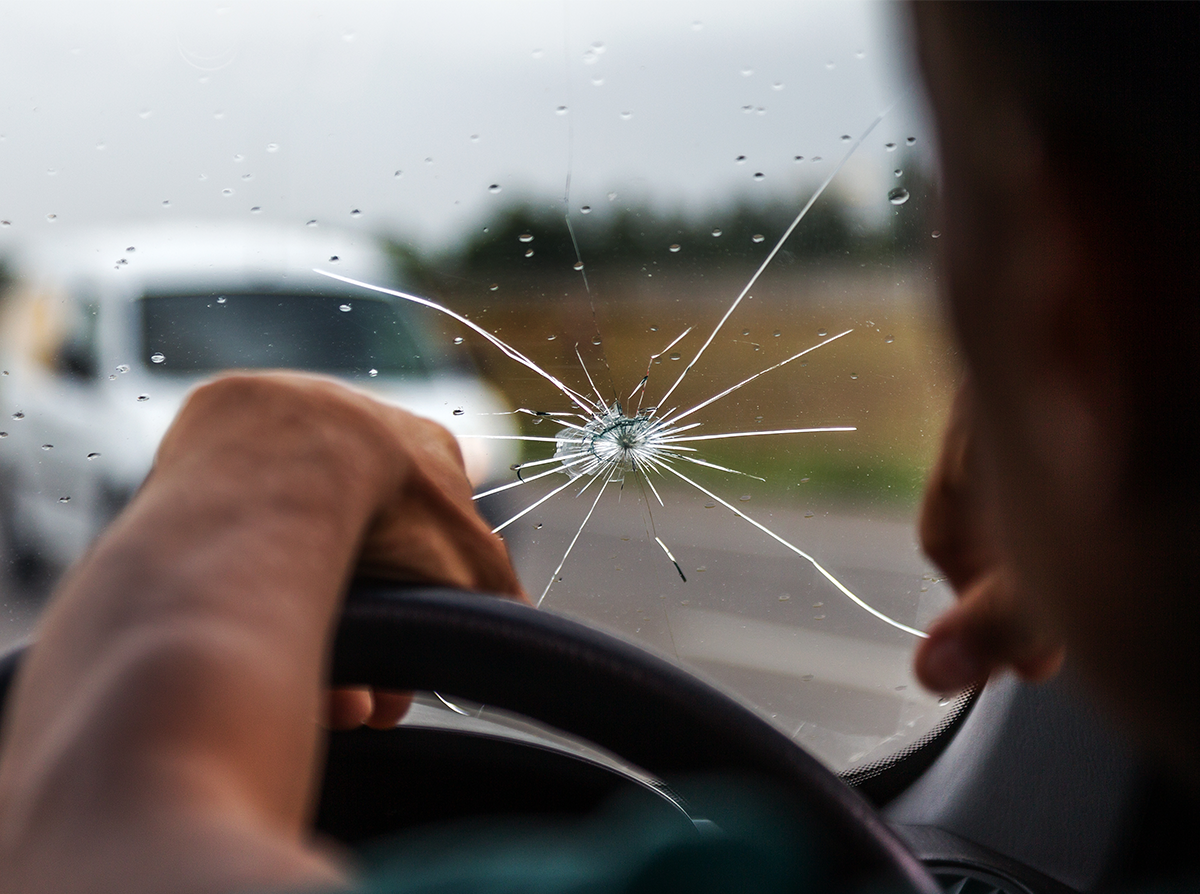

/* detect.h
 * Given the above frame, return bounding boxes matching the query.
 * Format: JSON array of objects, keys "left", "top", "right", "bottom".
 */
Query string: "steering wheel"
[{"left": 0, "top": 582, "right": 939, "bottom": 893}]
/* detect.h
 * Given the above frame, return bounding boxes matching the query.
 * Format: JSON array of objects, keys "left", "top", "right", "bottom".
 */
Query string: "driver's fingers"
[
  {"left": 325, "top": 687, "right": 415, "bottom": 730},
  {"left": 914, "top": 567, "right": 1066, "bottom": 693},
  {"left": 364, "top": 691, "right": 414, "bottom": 730}
]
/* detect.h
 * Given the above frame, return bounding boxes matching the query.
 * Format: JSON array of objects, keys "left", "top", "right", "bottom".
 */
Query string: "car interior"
[{"left": 1, "top": 3, "right": 1196, "bottom": 893}]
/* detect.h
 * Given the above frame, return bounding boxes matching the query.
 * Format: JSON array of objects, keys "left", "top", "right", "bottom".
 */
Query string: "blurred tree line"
[{"left": 387, "top": 154, "right": 933, "bottom": 290}]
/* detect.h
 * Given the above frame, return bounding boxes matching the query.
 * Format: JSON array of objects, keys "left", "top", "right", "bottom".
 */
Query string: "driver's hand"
[
  {"left": 913, "top": 380, "right": 1065, "bottom": 693},
  {"left": 157, "top": 373, "right": 529, "bottom": 730}
]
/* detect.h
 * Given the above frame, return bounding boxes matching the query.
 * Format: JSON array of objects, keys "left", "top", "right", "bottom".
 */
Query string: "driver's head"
[{"left": 911, "top": 3, "right": 1200, "bottom": 768}]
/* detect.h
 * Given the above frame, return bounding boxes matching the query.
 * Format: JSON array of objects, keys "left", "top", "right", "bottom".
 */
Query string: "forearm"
[{"left": 0, "top": 376, "right": 393, "bottom": 893}]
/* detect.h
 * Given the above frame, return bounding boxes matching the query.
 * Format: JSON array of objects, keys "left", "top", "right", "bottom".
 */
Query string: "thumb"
[{"left": 914, "top": 567, "right": 1066, "bottom": 693}]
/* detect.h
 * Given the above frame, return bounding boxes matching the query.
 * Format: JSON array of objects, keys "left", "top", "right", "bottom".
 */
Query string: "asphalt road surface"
[{"left": 0, "top": 488, "right": 956, "bottom": 772}]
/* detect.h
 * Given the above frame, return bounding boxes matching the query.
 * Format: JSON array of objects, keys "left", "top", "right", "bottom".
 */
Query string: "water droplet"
[
  {"left": 518, "top": 233, "right": 534, "bottom": 243},
  {"left": 739, "top": 494, "right": 751, "bottom": 502},
  {"left": 137, "top": 394, "right": 149, "bottom": 402},
  {"left": 669, "top": 244, "right": 681, "bottom": 253},
  {"left": 814, "top": 614, "right": 826, "bottom": 621},
  {"left": 778, "top": 594, "right": 791, "bottom": 602},
  {"left": 452, "top": 408, "right": 464, "bottom": 416},
  {"left": 885, "top": 334, "right": 894, "bottom": 344},
  {"left": 841, "top": 134, "right": 852, "bottom": 142},
  {"left": 817, "top": 329, "right": 827, "bottom": 338},
  {"left": 531, "top": 417, "right": 543, "bottom": 426},
  {"left": 0, "top": 432, "right": 6, "bottom": 438},
  {"left": 620, "top": 111, "right": 632, "bottom": 120},
  {"left": 150, "top": 352, "right": 165, "bottom": 364},
  {"left": 772, "top": 81, "right": 784, "bottom": 91},
  {"left": 825, "top": 60, "right": 835, "bottom": 69},
  {"left": 799, "top": 477, "right": 810, "bottom": 484},
  {"left": 524, "top": 249, "right": 534, "bottom": 258},
  {"left": 116, "top": 364, "right": 130, "bottom": 374},
  {"left": 885, "top": 142, "right": 897, "bottom": 152},
  {"left": 532, "top": 48, "right": 544, "bottom": 59},
  {"left": 0, "top": 221, "right": 9, "bottom": 227},
  {"left": 555, "top": 105, "right": 568, "bottom": 115},
  {"left": 579, "top": 205, "right": 591, "bottom": 214},
  {"left": 906, "top": 136, "right": 917, "bottom": 145},
  {"left": 773, "top": 330, "right": 781, "bottom": 338},
  {"left": 931, "top": 230, "right": 941, "bottom": 239},
  {"left": 793, "top": 156, "right": 804, "bottom": 163},
  {"left": 41, "top": 444, "right": 52, "bottom": 451},
  {"left": 535, "top": 523, "right": 543, "bottom": 530},
  {"left": 703, "top": 502, "right": 716, "bottom": 509},
  {"left": 453, "top": 336, "right": 464, "bottom": 346},
  {"left": 711, "top": 227, "right": 722, "bottom": 237},
  {"left": 267, "top": 143, "right": 279, "bottom": 152},
  {"left": 488, "top": 184, "right": 501, "bottom": 194},
  {"left": 328, "top": 255, "right": 339, "bottom": 262},
  {"left": 850, "top": 372, "right": 858, "bottom": 380},
  {"left": 811, "top": 156, "right": 822, "bottom": 163},
  {"left": 573, "top": 261, "right": 584, "bottom": 271},
  {"left": 350, "top": 209, "right": 362, "bottom": 217},
  {"left": 735, "top": 155, "right": 746, "bottom": 164},
  {"left": 221, "top": 188, "right": 233, "bottom": 197},
  {"left": 250, "top": 206, "right": 261, "bottom": 214},
  {"left": 938, "top": 696, "right": 952, "bottom": 707},
  {"left": 58, "top": 496, "right": 70, "bottom": 503},
  {"left": 87, "top": 452, "right": 100, "bottom": 460},
  {"left": 668, "top": 351, "right": 681, "bottom": 361},
  {"left": 751, "top": 234, "right": 764, "bottom": 243},
  {"left": 740, "top": 67, "right": 754, "bottom": 77},
  {"left": 742, "top": 329, "right": 751, "bottom": 336},
  {"left": 339, "top": 304, "right": 351, "bottom": 312},
  {"left": 888, "top": 187, "right": 910, "bottom": 205},
  {"left": 46, "top": 213, "right": 57, "bottom": 222},
  {"left": 241, "top": 173, "right": 253, "bottom": 181},
  {"left": 162, "top": 200, "right": 171, "bottom": 207},
  {"left": 489, "top": 284, "right": 499, "bottom": 291},
  {"left": 894, "top": 169, "right": 903, "bottom": 177},
  {"left": 804, "top": 511, "right": 815, "bottom": 519},
  {"left": 217, "top": 296, "right": 227, "bottom": 304},
  {"left": 753, "top": 172, "right": 764, "bottom": 181},
  {"left": 546, "top": 334, "right": 556, "bottom": 341},
  {"left": 592, "top": 336, "right": 602, "bottom": 346},
  {"left": 306, "top": 219, "right": 318, "bottom": 227}
]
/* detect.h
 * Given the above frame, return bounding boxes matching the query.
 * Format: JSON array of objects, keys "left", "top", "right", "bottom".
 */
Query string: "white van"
[{"left": 0, "top": 223, "right": 518, "bottom": 580}]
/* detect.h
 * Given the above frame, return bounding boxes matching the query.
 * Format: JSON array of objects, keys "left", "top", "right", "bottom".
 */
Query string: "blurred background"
[{"left": 0, "top": 0, "right": 959, "bottom": 772}]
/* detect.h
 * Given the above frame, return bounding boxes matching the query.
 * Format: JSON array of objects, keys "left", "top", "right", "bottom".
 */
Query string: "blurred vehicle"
[{"left": 0, "top": 222, "right": 518, "bottom": 581}]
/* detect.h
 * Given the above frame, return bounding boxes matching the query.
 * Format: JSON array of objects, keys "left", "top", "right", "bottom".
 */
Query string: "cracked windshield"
[{"left": 0, "top": 1, "right": 957, "bottom": 773}]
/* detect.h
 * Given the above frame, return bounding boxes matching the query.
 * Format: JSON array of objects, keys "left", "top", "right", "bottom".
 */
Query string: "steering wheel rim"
[{"left": 332, "top": 582, "right": 941, "bottom": 894}]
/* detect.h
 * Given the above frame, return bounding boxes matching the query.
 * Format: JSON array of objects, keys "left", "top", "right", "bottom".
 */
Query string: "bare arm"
[{"left": 0, "top": 373, "right": 524, "bottom": 894}]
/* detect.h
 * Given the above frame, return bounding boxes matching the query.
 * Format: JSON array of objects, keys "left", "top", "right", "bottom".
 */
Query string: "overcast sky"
[{"left": 0, "top": 0, "right": 933, "bottom": 254}]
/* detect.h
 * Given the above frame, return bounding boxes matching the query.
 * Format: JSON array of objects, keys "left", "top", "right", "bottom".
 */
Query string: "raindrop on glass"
[
  {"left": 778, "top": 594, "right": 791, "bottom": 602},
  {"left": 41, "top": 444, "right": 52, "bottom": 451},
  {"left": 524, "top": 249, "right": 534, "bottom": 258},
  {"left": 573, "top": 261, "right": 584, "bottom": 271},
  {"left": 221, "top": 188, "right": 233, "bottom": 197},
  {"left": 535, "top": 523, "right": 543, "bottom": 530},
  {"left": 668, "top": 352, "right": 681, "bottom": 361},
  {"left": 217, "top": 296, "right": 227, "bottom": 304},
  {"left": 250, "top": 206, "right": 261, "bottom": 214},
  {"left": 739, "top": 67, "right": 753, "bottom": 77},
  {"left": 751, "top": 234, "right": 764, "bottom": 243},
  {"left": 711, "top": 227, "right": 722, "bottom": 237},
  {"left": 46, "top": 213, "right": 57, "bottom": 222},
  {"left": 267, "top": 143, "right": 279, "bottom": 153},
  {"left": 137, "top": 394, "right": 149, "bottom": 402},
  {"left": 488, "top": 184, "right": 501, "bottom": 194},
  {"left": 817, "top": 329, "right": 827, "bottom": 338},
  {"left": 885, "top": 142, "right": 897, "bottom": 152},
  {"left": 592, "top": 336, "right": 602, "bottom": 346},
  {"left": 773, "top": 330, "right": 781, "bottom": 338},
  {"left": 453, "top": 336, "right": 464, "bottom": 345},
  {"left": 841, "top": 134, "right": 852, "bottom": 142},
  {"left": 735, "top": 155, "right": 746, "bottom": 164},
  {"left": 620, "top": 111, "right": 632, "bottom": 120},
  {"left": 753, "top": 172, "right": 764, "bottom": 181},
  {"left": 894, "top": 169, "right": 903, "bottom": 178},
  {"left": 58, "top": 496, "right": 70, "bottom": 503},
  {"left": 150, "top": 352, "right": 165, "bottom": 364},
  {"left": 885, "top": 334, "right": 895, "bottom": 344},
  {"left": 518, "top": 233, "right": 534, "bottom": 243},
  {"left": 888, "top": 187, "right": 911, "bottom": 205},
  {"left": 906, "top": 136, "right": 917, "bottom": 145},
  {"left": 555, "top": 105, "right": 568, "bottom": 115},
  {"left": 116, "top": 364, "right": 130, "bottom": 374},
  {"left": 669, "top": 244, "right": 681, "bottom": 253},
  {"left": 328, "top": 255, "right": 339, "bottom": 262},
  {"left": 87, "top": 452, "right": 100, "bottom": 460},
  {"left": 850, "top": 372, "right": 858, "bottom": 380},
  {"left": 489, "top": 284, "right": 499, "bottom": 291},
  {"left": 704, "top": 502, "right": 716, "bottom": 509},
  {"left": 932, "top": 230, "right": 941, "bottom": 239},
  {"left": 546, "top": 334, "right": 556, "bottom": 341},
  {"left": 772, "top": 81, "right": 784, "bottom": 90},
  {"left": 368, "top": 368, "right": 378, "bottom": 377},
  {"left": 452, "top": 408, "right": 464, "bottom": 416},
  {"left": 306, "top": 219, "right": 318, "bottom": 227},
  {"left": 742, "top": 329, "right": 751, "bottom": 336},
  {"left": 393, "top": 170, "right": 402, "bottom": 178},
  {"left": 579, "top": 205, "right": 591, "bottom": 214},
  {"left": 0, "top": 432, "right": 6, "bottom": 438},
  {"left": 339, "top": 304, "right": 351, "bottom": 312},
  {"left": 350, "top": 209, "right": 362, "bottom": 217},
  {"left": 739, "top": 494, "right": 751, "bottom": 502}
]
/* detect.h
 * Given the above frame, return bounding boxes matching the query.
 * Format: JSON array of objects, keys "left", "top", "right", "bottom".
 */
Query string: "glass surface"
[{"left": 0, "top": 0, "right": 957, "bottom": 773}]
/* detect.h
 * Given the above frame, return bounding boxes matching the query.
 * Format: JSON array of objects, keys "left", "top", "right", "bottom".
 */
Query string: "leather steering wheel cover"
[{"left": 331, "top": 583, "right": 941, "bottom": 894}]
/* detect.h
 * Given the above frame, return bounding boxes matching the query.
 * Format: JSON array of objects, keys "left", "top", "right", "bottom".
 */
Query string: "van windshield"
[{"left": 139, "top": 293, "right": 430, "bottom": 376}]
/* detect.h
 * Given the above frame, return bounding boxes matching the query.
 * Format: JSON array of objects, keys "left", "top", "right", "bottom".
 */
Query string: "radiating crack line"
[
  {"left": 655, "top": 111, "right": 889, "bottom": 412},
  {"left": 492, "top": 475, "right": 579, "bottom": 534},
  {"left": 537, "top": 467, "right": 618, "bottom": 606},
  {"left": 661, "top": 426, "right": 857, "bottom": 444},
  {"left": 654, "top": 461, "right": 927, "bottom": 638},
  {"left": 313, "top": 269, "right": 601, "bottom": 415}
]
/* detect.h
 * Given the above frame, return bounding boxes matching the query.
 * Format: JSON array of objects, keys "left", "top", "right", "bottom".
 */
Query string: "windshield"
[
  {"left": 0, "top": 0, "right": 956, "bottom": 775},
  {"left": 140, "top": 293, "right": 431, "bottom": 375}
]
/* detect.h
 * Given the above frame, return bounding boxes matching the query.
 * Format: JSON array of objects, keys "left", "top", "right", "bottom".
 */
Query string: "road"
[{"left": 0, "top": 488, "right": 956, "bottom": 773}]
